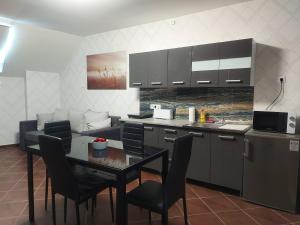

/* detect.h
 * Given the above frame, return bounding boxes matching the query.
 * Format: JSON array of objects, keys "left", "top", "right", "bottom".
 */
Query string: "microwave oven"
[{"left": 253, "top": 111, "right": 298, "bottom": 134}]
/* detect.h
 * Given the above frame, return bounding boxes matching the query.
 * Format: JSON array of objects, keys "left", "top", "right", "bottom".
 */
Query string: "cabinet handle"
[
  {"left": 197, "top": 80, "right": 211, "bottom": 84},
  {"left": 172, "top": 81, "right": 185, "bottom": 85},
  {"left": 164, "top": 137, "right": 176, "bottom": 143},
  {"left": 151, "top": 82, "right": 162, "bottom": 86},
  {"left": 218, "top": 135, "right": 236, "bottom": 141},
  {"left": 244, "top": 138, "right": 250, "bottom": 158},
  {"left": 132, "top": 82, "right": 142, "bottom": 86},
  {"left": 164, "top": 129, "right": 177, "bottom": 134},
  {"left": 144, "top": 126, "right": 153, "bottom": 131},
  {"left": 225, "top": 80, "right": 242, "bottom": 83},
  {"left": 189, "top": 132, "right": 204, "bottom": 137}
]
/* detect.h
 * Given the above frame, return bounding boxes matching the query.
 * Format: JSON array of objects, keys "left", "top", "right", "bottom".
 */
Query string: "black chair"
[
  {"left": 44, "top": 120, "right": 72, "bottom": 210},
  {"left": 126, "top": 134, "right": 193, "bottom": 225},
  {"left": 122, "top": 122, "right": 144, "bottom": 155},
  {"left": 39, "top": 135, "right": 113, "bottom": 225}
]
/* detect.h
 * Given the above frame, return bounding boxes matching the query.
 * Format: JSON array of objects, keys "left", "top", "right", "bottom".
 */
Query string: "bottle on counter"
[
  {"left": 189, "top": 107, "right": 195, "bottom": 123},
  {"left": 199, "top": 109, "right": 206, "bottom": 123}
]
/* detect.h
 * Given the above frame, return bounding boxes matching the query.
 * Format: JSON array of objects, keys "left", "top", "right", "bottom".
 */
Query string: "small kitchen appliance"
[{"left": 153, "top": 108, "right": 174, "bottom": 120}]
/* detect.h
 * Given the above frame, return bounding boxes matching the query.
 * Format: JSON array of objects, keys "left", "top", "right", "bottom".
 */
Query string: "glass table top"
[{"left": 28, "top": 136, "right": 165, "bottom": 171}]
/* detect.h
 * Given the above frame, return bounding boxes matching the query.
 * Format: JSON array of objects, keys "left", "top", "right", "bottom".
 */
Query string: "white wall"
[
  {"left": 0, "top": 77, "right": 26, "bottom": 145},
  {"left": 0, "top": 21, "right": 83, "bottom": 77},
  {"left": 61, "top": 0, "right": 300, "bottom": 117},
  {"left": 26, "top": 71, "right": 61, "bottom": 120}
]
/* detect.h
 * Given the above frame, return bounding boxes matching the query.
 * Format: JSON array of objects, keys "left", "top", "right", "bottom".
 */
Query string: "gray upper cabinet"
[
  {"left": 219, "top": 39, "right": 254, "bottom": 87},
  {"left": 167, "top": 47, "right": 191, "bottom": 88},
  {"left": 129, "top": 52, "right": 149, "bottom": 88},
  {"left": 210, "top": 133, "right": 244, "bottom": 191},
  {"left": 185, "top": 130, "right": 211, "bottom": 183},
  {"left": 191, "top": 43, "right": 219, "bottom": 87},
  {"left": 147, "top": 50, "right": 168, "bottom": 88}
]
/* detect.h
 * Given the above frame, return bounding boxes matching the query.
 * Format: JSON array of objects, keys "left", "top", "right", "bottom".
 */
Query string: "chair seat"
[{"left": 127, "top": 180, "right": 164, "bottom": 212}]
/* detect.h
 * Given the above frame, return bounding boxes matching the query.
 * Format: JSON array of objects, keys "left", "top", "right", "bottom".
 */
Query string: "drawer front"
[
  {"left": 211, "top": 133, "right": 244, "bottom": 190},
  {"left": 158, "top": 128, "right": 185, "bottom": 157},
  {"left": 219, "top": 69, "right": 251, "bottom": 87},
  {"left": 191, "top": 71, "right": 219, "bottom": 87},
  {"left": 144, "top": 125, "right": 160, "bottom": 147}
]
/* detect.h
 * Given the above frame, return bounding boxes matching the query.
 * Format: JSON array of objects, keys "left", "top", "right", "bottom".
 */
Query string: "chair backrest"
[
  {"left": 165, "top": 134, "right": 193, "bottom": 207},
  {"left": 39, "top": 135, "right": 79, "bottom": 200},
  {"left": 44, "top": 120, "right": 72, "bottom": 150},
  {"left": 122, "top": 122, "right": 144, "bottom": 155}
]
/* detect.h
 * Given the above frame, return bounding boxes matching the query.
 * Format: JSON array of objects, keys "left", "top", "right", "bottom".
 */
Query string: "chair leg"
[
  {"left": 93, "top": 195, "right": 97, "bottom": 208},
  {"left": 75, "top": 203, "right": 80, "bottom": 225},
  {"left": 148, "top": 210, "right": 151, "bottom": 225},
  {"left": 51, "top": 191, "right": 56, "bottom": 225},
  {"left": 45, "top": 170, "right": 49, "bottom": 210},
  {"left": 138, "top": 170, "right": 142, "bottom": 185},
  {"left": 182, "top": 196, "right": 188, "bottom": 225},
  {"left": 162, "top": 210, "right": 168, "bottom": 225},
  {"left": 109, "top": 186, "right": 115, "bottom": 223},
  {"left": 64, "top": 197, "right": 67, "bottom": 224},
  {"left": 91, "top": 197, "right": 95, "bottom": 216},
  {"left": 85, "top": 200, "right": 89, "bottom": 210}
]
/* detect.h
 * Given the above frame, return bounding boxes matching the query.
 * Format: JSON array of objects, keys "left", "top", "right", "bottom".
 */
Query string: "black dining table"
[{"left": 26, "top": 136, "right": 169, "bottom": 225}]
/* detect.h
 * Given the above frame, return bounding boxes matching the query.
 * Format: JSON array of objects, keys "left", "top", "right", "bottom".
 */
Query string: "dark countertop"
[{"left": 120, "top": 118, "right": 251, "bottom": 134}]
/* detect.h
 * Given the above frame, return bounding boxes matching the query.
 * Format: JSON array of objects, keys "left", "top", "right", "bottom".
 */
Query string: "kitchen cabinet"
[
  {"left": 129, "top": 50, "right": 168, "bottom": 88},
  {"left": 147, "top": 50, "right": 168, "bottom": 88},
  {"left": 184, "top": 130, "right": 211, "bottom": 183},
  {"left": 191, "top": 43, "right": 219, "bottom": 87},
  {"left": 167, "top": 47, "right": 191, "bottom": 88},
  {"left": 218, "top": 68, "right": 251, "bottom": 87},
  {"left": 219, "top": 39, "right": 254, "bottom": 87},
  {"left": 210, "top": 133, "right": 244, "bottom": 191},
  {"left": 143, "top": 125, "right": 162, "bottom": 171},
  {"left": 129, "top": 52, "right": 149, "bottom": 88}
]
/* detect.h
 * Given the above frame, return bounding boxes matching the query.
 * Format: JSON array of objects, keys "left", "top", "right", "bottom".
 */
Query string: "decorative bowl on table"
[{"left": 92, "top": 138, "right": 108, "bottom": 150}]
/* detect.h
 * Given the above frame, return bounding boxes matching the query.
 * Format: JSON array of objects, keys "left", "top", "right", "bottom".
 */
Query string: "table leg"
[
  {"left": 162, "top": 151, "right": 169, "bottom": 184},
  {"left": 27, "top": 151, "right": 35, "bottom": 222},
  {"left": 116, "top": 172, "right": 127, "bottom": 225}
]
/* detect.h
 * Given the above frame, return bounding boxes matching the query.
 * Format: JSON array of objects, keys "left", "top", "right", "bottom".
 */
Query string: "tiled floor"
[{"left": 0, "top": 146, "right": 300, "bottom": 225}]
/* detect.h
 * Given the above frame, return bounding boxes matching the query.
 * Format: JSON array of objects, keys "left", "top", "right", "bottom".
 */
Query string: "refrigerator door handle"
[{"left": 244, "top": 138, "right": 250, "bottom": 158}]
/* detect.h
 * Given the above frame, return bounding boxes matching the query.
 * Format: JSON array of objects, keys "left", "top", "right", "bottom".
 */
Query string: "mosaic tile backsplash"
[{"left": 140, "top": 87, "right": 254, "bottom": 122}]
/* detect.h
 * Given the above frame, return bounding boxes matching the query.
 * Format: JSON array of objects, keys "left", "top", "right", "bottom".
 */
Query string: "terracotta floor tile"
[
  {"left": 0, "top": 182, "right": 15, "bottom": 191},
  {"left": 225, "top": 195, "right": 262, "bottom": 210},
  {"left": 189, "top": 213, "right": 224, "bottom": 225},
  {"left": 0, "top": 202, "right": 27, "bottom": 218},
  {"left": 2, "top": 190, "right": 28, "bottom": 203},
  {"left": 217, "top": 211, "right": 258, "bottom": 225},
  {"left": 202, "top": 196, "right": 239, "bottom": 213},
  {"left": 275, "top": 210, "right": 300, "bottom": 223},
  {"left": 0, "top": 217, "right": 16, "bottom": 225},
  {"left": 185, "top": 185, "right": 198, "bottom": 199},
  {"left": 245, "top": 207, "right": 289, "bottom": 225},
  {"left": 0, "top": 172, "right": 25, "bottom": 183},
  {"left": 0, "top": 191, "right": 7, "bottom": 200},
  {"left": 178, "top": 198, "right": 211, "bottom": 215},
  {"left": 189, "top": 184, "right": 222, "bottom": 198}
]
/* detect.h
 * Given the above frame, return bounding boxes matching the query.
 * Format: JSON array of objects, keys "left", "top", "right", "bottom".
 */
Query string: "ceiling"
[{"left": 0, "top": 0, "right": 250, "bottom": 36}]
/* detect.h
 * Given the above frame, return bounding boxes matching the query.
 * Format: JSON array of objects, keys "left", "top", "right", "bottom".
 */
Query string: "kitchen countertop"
[{"left": 120, "top": 118, "right": 251, "bottom": 134}]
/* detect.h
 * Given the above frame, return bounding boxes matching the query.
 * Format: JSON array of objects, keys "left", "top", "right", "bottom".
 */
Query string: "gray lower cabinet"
[
  {"left": 184, "top": 130, "right": 211, "bottom": 183},
  {"left": 210, "top": 133, "right": 244, "bottom": 191},
  {"left": 167, "top": 47, "right": 191, "bottom": 88},
  {"left": 129, "top": 53, "right": 149, "bottom": 88},
  {"left": 143, "top": 125, "right": 161, "bottom": 171},
  {"left": 219, "top": 68, "right": 251, "bottom": 87}
]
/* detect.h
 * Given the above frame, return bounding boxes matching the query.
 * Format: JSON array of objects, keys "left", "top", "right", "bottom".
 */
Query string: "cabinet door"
[
  {"left": 211, "top": 133, "right": 244, "bottom": 191},
  {"left": 143, "top": 125, "right": 161, "bottom": 172},
  {"left": 184, "top": 131, "right": 211, "bottom": 182},
  {"left": 219, "top": 39, "right": 252, "bottom": 59},
  {"left": 129, "top": 53, "right": 148, "bottom": 88},
  {"left": 219, "top": 68, "right": 251, "bottom": 87},
  {"left": 167, "top": 47, "right": 191, "bottom": 87},
  {"left": 191, "top": 43, "right": 219, "bottom": 87},
  {"left": 147, "top": 50, "right": 168, "bottom": 88}
]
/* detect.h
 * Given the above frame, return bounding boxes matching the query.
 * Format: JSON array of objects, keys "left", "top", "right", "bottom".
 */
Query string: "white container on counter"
[{"left": 189, "top": 107, "right": 195, "bottom": 123}]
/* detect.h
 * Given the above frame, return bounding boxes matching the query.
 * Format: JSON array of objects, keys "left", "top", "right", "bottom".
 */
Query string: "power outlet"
[
  {"left": 280, "top": 76, "right": 286, "bottom": 83},
  {"left": 150, "top": 104, "right": 161, "bottom": 110}
]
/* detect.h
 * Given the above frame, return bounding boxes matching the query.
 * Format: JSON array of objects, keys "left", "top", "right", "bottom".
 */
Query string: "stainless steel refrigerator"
[{"left": 243, "top": 129, "right": 300, "bottom": 213}]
